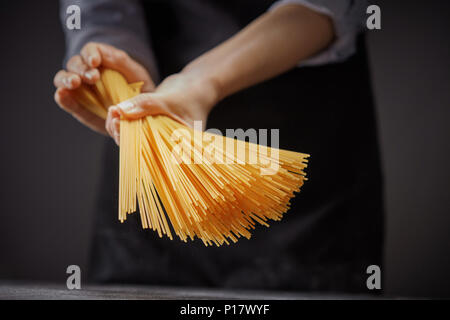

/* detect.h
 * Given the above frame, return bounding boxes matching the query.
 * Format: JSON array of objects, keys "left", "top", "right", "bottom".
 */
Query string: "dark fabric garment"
[{"left": 88, "top": 0, "right": 384, "bottom": 293}]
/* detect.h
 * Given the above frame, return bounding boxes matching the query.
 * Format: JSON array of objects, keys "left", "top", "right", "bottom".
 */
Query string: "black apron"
[{"left": 88, "top": 0, "right": 384, "bottom": 293}]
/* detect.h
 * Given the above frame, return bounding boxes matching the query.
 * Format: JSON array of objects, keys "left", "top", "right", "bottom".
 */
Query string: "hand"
[
  {"left": 106, "top": 72, "right": 219, "bottom": 145},
  {"left": 53, "top": 42, "right": 155, "bottom": 135}
]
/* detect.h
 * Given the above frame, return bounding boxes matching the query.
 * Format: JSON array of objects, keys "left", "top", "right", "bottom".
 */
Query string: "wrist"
[
  {"left": 180, "top": 63, "right": 223, "bottom": 113},
  {"left": 154, "top": 70, "right": 220, "bottom": 128}
]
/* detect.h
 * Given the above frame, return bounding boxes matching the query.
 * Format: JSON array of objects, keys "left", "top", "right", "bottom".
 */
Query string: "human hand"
[
  {"left": 106, "top": 72, "right": 219, "bottom": 145},
  {"left": 53, "top": 42, "right": 155, "bottom": 135}
]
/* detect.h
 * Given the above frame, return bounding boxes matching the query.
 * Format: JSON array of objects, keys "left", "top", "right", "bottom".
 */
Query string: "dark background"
[{"left": 0, "top": 0, "right": 449, "bottom": 297}]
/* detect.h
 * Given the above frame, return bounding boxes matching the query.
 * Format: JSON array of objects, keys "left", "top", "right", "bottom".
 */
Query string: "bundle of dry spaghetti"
[{"left": 73, "top": 68, "right": 309, "bottom": 246}]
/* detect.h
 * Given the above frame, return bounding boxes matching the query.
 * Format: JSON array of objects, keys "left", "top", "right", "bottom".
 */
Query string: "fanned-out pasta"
[{"left": 73, "top": 68, "right": 309, "bottom": 246}]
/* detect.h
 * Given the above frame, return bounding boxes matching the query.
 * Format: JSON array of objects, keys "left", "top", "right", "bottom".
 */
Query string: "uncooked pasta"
[{"left": 73, "top": 68, "right": 309, "bottom": 246}]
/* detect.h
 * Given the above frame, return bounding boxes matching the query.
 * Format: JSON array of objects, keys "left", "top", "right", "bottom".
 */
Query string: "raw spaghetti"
[{"left": 73, "top": 68, "right": 309, "bottom": 246}]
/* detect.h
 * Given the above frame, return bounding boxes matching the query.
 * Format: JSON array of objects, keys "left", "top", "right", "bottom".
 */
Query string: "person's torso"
[{"left": 89, "top": 0, "right": 384, "bottom": 293}]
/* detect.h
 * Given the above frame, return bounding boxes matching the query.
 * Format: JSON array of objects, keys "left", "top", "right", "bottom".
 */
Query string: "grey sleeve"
[
  {"left": 59, "top": 0, "right": 159, "bottom": 82},
  {"left": 269, "top": 0, "right": 368, "bottom": 66}
]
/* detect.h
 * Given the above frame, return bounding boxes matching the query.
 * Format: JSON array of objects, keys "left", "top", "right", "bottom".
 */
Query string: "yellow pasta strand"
[{"left": 74, "top": 68, "right": 309, "bottom": 246}]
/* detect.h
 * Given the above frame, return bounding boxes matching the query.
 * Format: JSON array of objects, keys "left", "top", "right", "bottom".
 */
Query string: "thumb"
[
  {"left": 115, "top": 93, "right": 190, "bottom": 127},
  {"left": 115, "top": 93, "right": 160, "bottom": 120}
]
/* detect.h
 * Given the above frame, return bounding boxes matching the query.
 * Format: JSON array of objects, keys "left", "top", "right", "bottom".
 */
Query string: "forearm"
[{"left": 181, "top": 4, "right": 334, "bottom": 107}]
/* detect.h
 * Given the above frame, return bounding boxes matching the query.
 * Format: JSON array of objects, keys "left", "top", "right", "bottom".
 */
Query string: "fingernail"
[
  {"left": 84, "top": 70, "right": 96, "bottom": 80},
  {"left": 63, "top": 77, "right": 70, "bottom": 88},
  {"left": 63, "top": 76, "right": 75, "bottom": 88},
  {"left": 117, "top": 101, "right": 134, "bottom": 113},
  {"left": 68, "top": 76, "right": 76, "bottom": 87},
  {"left": 88, "top": 56, "right": 95, "bottom": 67}
]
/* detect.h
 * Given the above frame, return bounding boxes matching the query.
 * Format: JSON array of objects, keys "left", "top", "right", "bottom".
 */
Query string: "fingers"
[
  {"left": 55, "top": 88, "right": 107, "bottom": 135},
  {"left": 54, "top": 70, "right": 81, "bottom": 89},
  {"left": 54, "top": 41, "right": 157, "bottom": 140},
  {"left": 81, "top": 42, "right": 101, "bottom": 68},
  {"left": 55, "top": 41, "right": 155, "bottom": 96},
  {"left": 105, "top": 94, "right": 170, "bottom": 145},
  {"left": 82, "top": 42, "right": 155, "bottom": 92},
  {"left": 105, "top": 92, "right": 192, "bottom": 145},
  {"left": 116, "top": 93, "right": 190, "bottom": 126},
  {"left": 116, "top": 94, "right": 160, "bottom": 119},
  {"left": 106, "top": 106, "right": 121, "bottom": 145},
  {"left": 116, "top": 93, "right": 178, "bottom": 121},
  {"left": 67, "top": 55, "right": 100, "bottom": 84},
  {"left": 105, "top": 93, "right": 153, "bottom": 145}
]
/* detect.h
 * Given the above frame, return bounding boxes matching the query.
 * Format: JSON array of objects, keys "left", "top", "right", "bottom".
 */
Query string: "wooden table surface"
[{"left": 0, "top": 282, "right": 376, "bottom": 300}]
